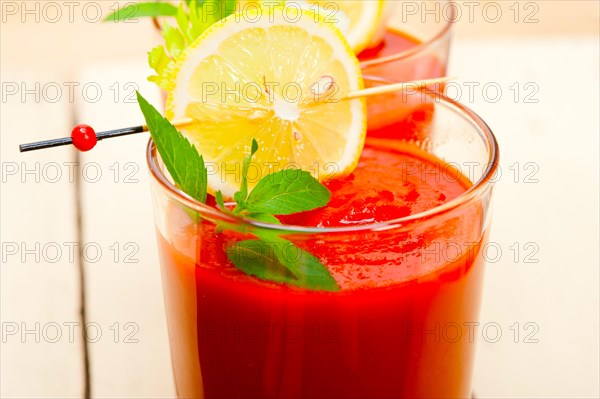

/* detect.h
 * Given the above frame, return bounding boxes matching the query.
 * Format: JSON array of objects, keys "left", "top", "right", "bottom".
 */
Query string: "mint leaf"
[
  {"left": 245, "top": 170, "right": 331, "bottom": 215},
  {"left": 226, "top": 240, "right": 295, "bottom": 285},
  {"left": 245, "top": 212, "right": 281, "bottom": 224},
  {"left": 226, "top": 238, "right": 339, "bottom": 291},
  {"left": 104, "top": 2, "right": 178, "bottom": 22},
  {"left": 229, "top": 140, "right": 330, "bottom": 217},
  {"left": 233, "top": 139, "right": 258, "bottom": 209},
  {"left": 215, "top": 190, "right": 226, "bottom": 210},
  {"left": 136, "top": 92, "right": 207, "bottom": 203}
]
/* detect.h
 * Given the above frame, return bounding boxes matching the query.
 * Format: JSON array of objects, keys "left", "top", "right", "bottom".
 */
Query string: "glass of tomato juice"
[
  {"left": 147, "top": 86, "right": 499, "bottom": 398},
  {"left": 355, "top": 0, "right": 455, "bottom": 142},
  {"left": 358, "top": 0, "right": 453, "bottom": 82}
]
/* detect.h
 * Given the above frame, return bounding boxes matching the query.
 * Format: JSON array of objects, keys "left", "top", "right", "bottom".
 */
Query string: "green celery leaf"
[
  {"left": 189, "top": 0, "right": 211, "bottom": 39},
  {"left": 244, "top": 170, "right": 331, "bottom": 215},
  {"left": 223, "top": 0, "right": 237, "bottom": 17},
  {"left": 148, "top": 74, "right": 170, "bottom": 90},
  {"left": 104, "top": 2, "right": 178, "bottom": 22},
  {"left": 137, "top": 92, "right": 207, "bottom": 203},
  {"left": 145, "top": 0, "right": 236, "bottom": 90},
  {"left": 162, "top": 23, "right": 185, "bottom": 59},
  {"left": 148, "top": 45, "right": 170, "bottom": 75},
  {"left": 147, "top": 45, "right": 173, "bottom": 89},
  {"left": 176, "top": 3, "right": 193, "bottom": 43}
]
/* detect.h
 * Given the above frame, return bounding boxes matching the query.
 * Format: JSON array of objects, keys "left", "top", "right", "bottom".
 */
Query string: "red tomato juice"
[
  {"left": 360, "top": 27, "right": 447, "bottom": 82},
  {"left": 361, "top": 28, "right": 447, "bottom": 140},
  {"left": 156, "top": 30, "right": 483, "bottom": 399}
]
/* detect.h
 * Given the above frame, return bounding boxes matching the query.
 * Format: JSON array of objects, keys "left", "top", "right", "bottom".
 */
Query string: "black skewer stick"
[
  {"left": 19, "top": 125, "right": 146, "bottom": 153},
  {"left": 18, "top": 118, "right": 193, "bottom": 153}
]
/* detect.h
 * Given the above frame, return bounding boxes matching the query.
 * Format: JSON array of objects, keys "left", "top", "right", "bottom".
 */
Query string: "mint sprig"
[
  {"left": 219, "top": 141, "right": 337, "bottom": 290},
  {"left": 137, "top": 92, "right": 207, "bottom": 203},
  {"left": 137, "top": 92, "right": 338, "bottom": 291},
  {"left": 232, "top": 138, "right": 259, "bottom": 210},
  {"left": 245, "top": 170, "right": 332, "bottom": 215},
  {"left": 219, "top": 139, "right": 331, "bottom": 219}
]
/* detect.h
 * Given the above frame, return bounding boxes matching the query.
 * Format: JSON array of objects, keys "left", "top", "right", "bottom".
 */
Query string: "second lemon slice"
[
  {"left": 308, "top": 0, "right": 386, "bottom": 53},
  {"left": 166, "top": 7, "right": 366, "bottom": 198}
]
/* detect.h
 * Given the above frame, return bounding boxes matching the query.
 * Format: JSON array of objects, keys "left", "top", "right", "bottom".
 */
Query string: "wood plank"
[
  {"left": 1, "top": 70, "right": 83, "bottom": 398},
  {"left": 74, "top": 63, "right": 175, "bottom": 398}
]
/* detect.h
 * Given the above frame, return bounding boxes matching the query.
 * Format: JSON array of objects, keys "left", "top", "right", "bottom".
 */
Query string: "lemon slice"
[
  {"left": 304, "top": 0, "right": 385, "bottom": 53},
  {"left": 166, "top": 7, "right": 366, "bottom": 198},
  {"left": 238, "top": 1, "right": 387, "bottom": 53}
]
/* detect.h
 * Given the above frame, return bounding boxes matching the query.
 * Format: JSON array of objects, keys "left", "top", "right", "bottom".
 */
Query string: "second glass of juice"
[
  {"left": 148, "top": 87, "right": 499, "bottom": 398},
  {"left": 358, "top": 0, "right": 453, "bottom": 82},
  {"left": 358, "top": 0, "right": 454, "bottom": 139}
]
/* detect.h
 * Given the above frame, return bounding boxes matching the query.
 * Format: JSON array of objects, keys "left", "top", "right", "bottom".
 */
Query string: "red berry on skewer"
[{"left": 71, "top": 124, "right": 97, "bottom": 152}]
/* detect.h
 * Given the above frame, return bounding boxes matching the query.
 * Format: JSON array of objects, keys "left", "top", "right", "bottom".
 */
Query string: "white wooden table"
[{"left": 1, "top": 3, "right": 599, "bottom": 398}]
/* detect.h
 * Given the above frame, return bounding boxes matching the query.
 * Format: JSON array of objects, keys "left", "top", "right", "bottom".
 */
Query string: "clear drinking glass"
[
  {"left": 147, "top": 88, "right": 499, "bottom": 398},
  {"left": 359, "top": 0, "right": 455, "bottom": 137},
  {"left": 359, "top": 0, "right": 454, "bottom": 82}
]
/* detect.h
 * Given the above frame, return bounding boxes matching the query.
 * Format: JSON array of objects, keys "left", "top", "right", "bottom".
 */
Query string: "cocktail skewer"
[
  {"left": 19, "top": 76, "right": 453, "bottom": 153},
  {"left": 18, "top": 119, "right": 194, "bottom": 153},
  {"left": 344, "top": 76, "right": 453, "bottom": 100}
]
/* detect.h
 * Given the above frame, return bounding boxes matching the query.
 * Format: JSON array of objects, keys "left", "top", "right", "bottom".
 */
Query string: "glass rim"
[
  {"left": 360, "top": 0, "right": 455, "bottom": 70},
  {"left": 146, "top": 91, "right": 499, "bottom": 234}
]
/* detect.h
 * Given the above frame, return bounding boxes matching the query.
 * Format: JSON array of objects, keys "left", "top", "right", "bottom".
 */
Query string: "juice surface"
[
  {"left": 157, "top": 29, "right": 481, "bottom": 399},
  {"left": 358, "top": 27, "right": 447, "bottom": 81},
  {"left": 358, "top": 27, "right": 422, "bottom": 61},
  {"left": 279, "top": 141, "right": 467, "bottom": 228}
]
